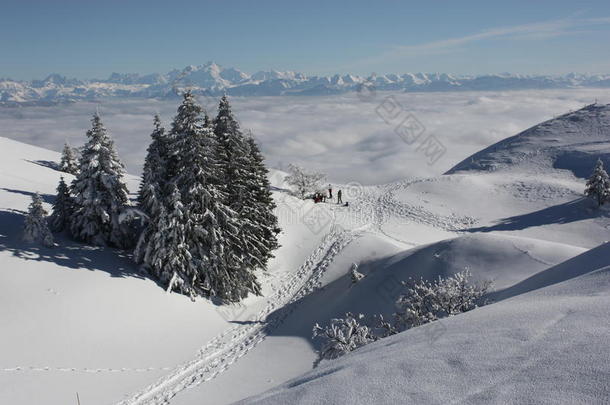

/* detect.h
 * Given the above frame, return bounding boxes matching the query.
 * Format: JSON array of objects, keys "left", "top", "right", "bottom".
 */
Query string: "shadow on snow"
[
  {"left": 0, "top": 208, "right": 144, "bottom": 280},
  {"left": 465, "top": 197, "right": 607, "bottom": 233}
]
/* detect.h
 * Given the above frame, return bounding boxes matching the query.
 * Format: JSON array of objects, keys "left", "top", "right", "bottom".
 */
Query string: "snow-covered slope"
[
  {"left": 170, "top": 234, "right": 589, "bottom": 405},
  {"left": 0, "top": 137, "right": 333, "bottom": 405},
  {"left": 2, "top": 94, "right": 609, "bottom": 405},
  {"left": 240, "top": 242, "right": 610, "bottom": 405},
  {"left": 3, "top": 63, "right": 610, "bottom": 106},
  {"left": 447, "top": 103, "right": 610, "bottom": 177}
]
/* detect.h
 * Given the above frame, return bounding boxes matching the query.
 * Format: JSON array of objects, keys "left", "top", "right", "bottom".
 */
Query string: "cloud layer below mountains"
[{"left": 1, "top": 89, "right": 608, "bottom": 185}]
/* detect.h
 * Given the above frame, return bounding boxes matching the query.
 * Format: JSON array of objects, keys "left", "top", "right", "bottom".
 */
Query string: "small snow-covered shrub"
[
  {"left": 313, "top": 313, "right": 377, "bottom": 362},
  {"left": 394, "top": 270, "right": 490, "bottom": 331},
  {"left": 350, "top": 263, "right": 365, "bottom": 284},
  {"left": 312, "top": 271, "right": 490, "bottom": 364}
]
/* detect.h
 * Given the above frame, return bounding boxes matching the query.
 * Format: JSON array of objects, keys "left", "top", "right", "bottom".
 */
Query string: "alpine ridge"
[{"left": 3, "top": 61, "right": 610, "bottom": 106}]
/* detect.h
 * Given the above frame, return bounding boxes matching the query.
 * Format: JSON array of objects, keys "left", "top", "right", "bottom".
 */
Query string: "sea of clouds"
[{"left": 1, "top": 89, "right": 608, "bottom": 185}]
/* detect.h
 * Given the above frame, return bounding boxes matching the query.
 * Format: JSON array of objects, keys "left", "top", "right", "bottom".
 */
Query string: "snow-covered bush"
[
  {"left": 312, "top": 272, "right": 490, "bottom": 363},
  {"left": 23, "top": 193, "right": 54, "bottom": 247},
  {"left": 394, "top": 270, "right": 490, "bottom": 331},
  {"left": 585, "top": 158, "right": 610, "bottom": 207},
  {"left": 350, "top": 263, "right": 365, "bottom": 284},
  {"left": 285, "top": 164, "right": 326, "bottom": 199},
  {"left": 313, "top": 313, "right": 377, "bottom": 362}
]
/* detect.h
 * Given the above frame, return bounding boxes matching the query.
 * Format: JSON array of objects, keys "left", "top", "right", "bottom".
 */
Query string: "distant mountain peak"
[{"left": 2, "top": 64, "right": 610, "bottom": 106}]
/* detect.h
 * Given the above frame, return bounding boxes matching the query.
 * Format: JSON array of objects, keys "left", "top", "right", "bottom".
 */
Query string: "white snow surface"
[
  {"left": 1, "top": 100, "right": 609, "bottom": 405},
  {"left": 241, "top": 243, "right": 610, "bottom": 405}
]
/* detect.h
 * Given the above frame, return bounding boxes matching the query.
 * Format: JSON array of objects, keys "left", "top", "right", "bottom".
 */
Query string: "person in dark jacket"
[{"left": 337, "top": 189, "right": 343, "bottom": 204}]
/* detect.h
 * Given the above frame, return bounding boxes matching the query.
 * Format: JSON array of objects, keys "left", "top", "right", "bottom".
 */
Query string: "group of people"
[{"left": 313, "top": 184, "right": 346, "bottom": 206}]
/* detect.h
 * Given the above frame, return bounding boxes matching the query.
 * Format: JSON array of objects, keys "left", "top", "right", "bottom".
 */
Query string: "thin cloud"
[{"left": 354, "top": 16, "right": 610, "bottom": 67}]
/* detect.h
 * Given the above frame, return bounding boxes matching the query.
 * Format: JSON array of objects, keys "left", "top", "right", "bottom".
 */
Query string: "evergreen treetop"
[
  {"left": 59, "top": 142, "right": 79, "bottom": 175},
  {"left": 49, "top": 176, "right": 73, "bottom": 232},
  {"left": 585, "top": 158, "right": 610, "bottom": 207},
  {"left": 70, "top": 113, "right": 130, "bottom": 247},
  {"left": 23, "top": 192, "right": 54, "bottom": 247}
]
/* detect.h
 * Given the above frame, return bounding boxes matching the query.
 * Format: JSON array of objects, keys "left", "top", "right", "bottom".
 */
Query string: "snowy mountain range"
[{"left": 2, "top": 61, "right": 610, "bottom": 106}]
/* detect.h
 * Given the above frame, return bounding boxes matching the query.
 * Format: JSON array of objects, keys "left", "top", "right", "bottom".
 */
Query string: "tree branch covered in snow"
[
  {"left": 313, "top": 271, "right": 491, "bottom": 363},
  {"left": 394, "top": 270, "right": 490, "bottom": 331},
  {"left": 312, "top": 313, "right": 377, "bottom": 363}
]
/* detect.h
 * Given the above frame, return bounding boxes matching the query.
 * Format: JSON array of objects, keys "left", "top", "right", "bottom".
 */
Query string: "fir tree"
[
  {"left": 70, "top": 113, "right": 131, "bottom": 247},
  {"left": 585, "top": 158, "right": 610, "bottom": 207},
  {"left": 138, "top": 115, "right": 168, "bottom": 217},
  {"left": 146, "top": 186, "right": 198, "bottom": 296},
  {"left": 59, "top": 143, "right": 79, "bottom": 175},
  {"left": 23, "top": 193, "right": 54, "bottom": 247},
  {"left": 177, "top": 93, "right": 260, "bottom": 301},
  {"left": 245, "top": 134, "right": 280, "bottom": 268},
  {"left": 213, "top": 97, "right": 279, "bottom": 272},
  {"left": 139, "top": 92, "right": 261, "bottom": 301},
  {"left": 49, "top": 176, "right": 73, "bottom": 232},
  {"left": 213, "top": 95, "right": 251, "bottom": 209}
]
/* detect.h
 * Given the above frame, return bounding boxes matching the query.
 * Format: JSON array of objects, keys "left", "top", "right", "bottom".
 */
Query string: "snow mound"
[
  {"left": 240, "top": 242, "right": 610, "bottom": 405},
  {"left": 311, "top": 233, "right": 585, "bottom": 322},
  {"left": 447, "top": 103, "right": 610, "bottom": 177}
]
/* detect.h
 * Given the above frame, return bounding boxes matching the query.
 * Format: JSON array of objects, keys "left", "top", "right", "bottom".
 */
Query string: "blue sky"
[{"left": 2, "top": 0, "right": 610, "bottom": 80}]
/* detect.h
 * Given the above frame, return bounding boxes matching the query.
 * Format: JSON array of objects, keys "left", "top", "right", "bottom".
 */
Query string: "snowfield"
[
  {"left": 241, "top": 243, "right": 610, "bottom": 405},
  {"left": 1, "top": 102, "right": 610, "bottom": 405}
]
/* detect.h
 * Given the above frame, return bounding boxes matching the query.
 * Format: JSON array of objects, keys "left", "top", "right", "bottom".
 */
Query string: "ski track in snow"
[
  {"left": 347, "top": 178, "right": 478, "bottom": 246},
  {"left": 0, "top": 179, "right": 479, "bottom": 402},
  {"left": 117, "top": 215, "right": 364, "bottom": 404},
  {"left": 376, "top": 179, "right": 478, "bottom": 232},
  {"left": 118, "top": 180, "right": 479, "bottom": 404}
]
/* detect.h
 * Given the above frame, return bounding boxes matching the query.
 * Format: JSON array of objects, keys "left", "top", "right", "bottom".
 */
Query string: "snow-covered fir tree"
[
  {"left": 212, "top": 97, "right": 279, "bottom": 271},
  {"left": 245, "top": 134, "right": 280, "bottom": 268},
  {"left": 213, "top": 95, "right": 252, "bottom": 210},
  {"left": 23, "top": 192, "right": 54, "bottom": 247},
  {"left": 177, "top": 93, "right": 260, "bottom": 301},
  {"left": 585, "top": 158, "right": 610, "bottom": 207},
  {"left": 59, "top": 142, "right": 79, "bottom": 175},
  {"left": 139, "top": 92, "right": 261, "bottom": 301},
  {"left": 145, "top": 185, "right": 198, "bottom": 296},
  {"left": 138, "top": 114, "right": 168, "bottom": 217},
  {"left": 70, "top": 113, "right": 131, "bottom": 247},
  {"left": 49, "top": 176, "right": 73, "bottom": 232}
]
